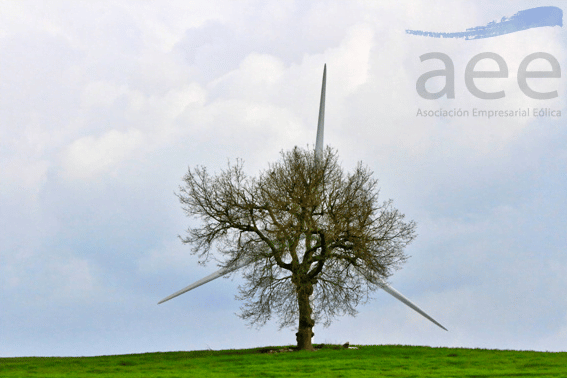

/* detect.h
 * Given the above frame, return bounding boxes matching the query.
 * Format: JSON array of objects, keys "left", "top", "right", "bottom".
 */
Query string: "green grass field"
[{"left": 1, "top": 344, "right": 566, "bottom": 377}]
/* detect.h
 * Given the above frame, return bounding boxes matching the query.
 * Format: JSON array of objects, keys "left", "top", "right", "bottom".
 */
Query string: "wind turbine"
[{"left": 159, "top": 65, "right": 447, "bottom": 332}]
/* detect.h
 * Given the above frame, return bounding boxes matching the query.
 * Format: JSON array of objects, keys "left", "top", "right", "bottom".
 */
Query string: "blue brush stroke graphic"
[{"left": 406, "top": 6, "right": 562, "bottom": 40}]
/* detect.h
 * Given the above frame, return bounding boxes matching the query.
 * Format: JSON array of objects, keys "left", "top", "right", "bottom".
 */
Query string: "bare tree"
[{"left": 177, "top": 146, "right": 416, "bottom": 350}]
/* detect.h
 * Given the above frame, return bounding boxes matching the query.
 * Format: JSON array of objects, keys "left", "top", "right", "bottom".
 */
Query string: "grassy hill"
[{"left": 2, "top": 344, "right": 566, "bottom": 377}]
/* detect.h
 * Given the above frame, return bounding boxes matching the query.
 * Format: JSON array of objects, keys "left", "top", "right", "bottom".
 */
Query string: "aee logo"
[{"left": 416, "top": 52, "right": 561, "bottom": 100}]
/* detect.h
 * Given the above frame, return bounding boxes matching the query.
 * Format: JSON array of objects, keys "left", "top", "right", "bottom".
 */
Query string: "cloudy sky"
[{"left": 1, "top": 0, "right": 566, "bottom": 357}]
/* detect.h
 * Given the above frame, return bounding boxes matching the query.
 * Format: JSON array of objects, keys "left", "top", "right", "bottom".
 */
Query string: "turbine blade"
[
  {"left": 158, "top": 261, "right": 247, "bottom": 304},
  {"left": 379, "top": 281, "right": 448, "bottom": 331},
  {"left": 315, "top": 64, "right": 326, "bottom": 156}
]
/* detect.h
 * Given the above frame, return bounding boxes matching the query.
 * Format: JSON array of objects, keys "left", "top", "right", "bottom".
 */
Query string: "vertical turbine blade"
[
  {"left": 315, "top": 64, "right": 326, "bottom": 156},
  {"left": 379, "top": 280, "right": 448, "bottom": 331}
]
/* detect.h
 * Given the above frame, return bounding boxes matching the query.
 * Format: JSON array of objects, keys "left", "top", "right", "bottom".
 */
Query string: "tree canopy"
[{"left": 177, "top": 146, "right": 416, "bottom": 350}]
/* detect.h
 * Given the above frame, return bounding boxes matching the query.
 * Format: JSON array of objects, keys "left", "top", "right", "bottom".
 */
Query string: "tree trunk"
[{"left": 295, "top": 281, "right": 315, "bottom": 351}]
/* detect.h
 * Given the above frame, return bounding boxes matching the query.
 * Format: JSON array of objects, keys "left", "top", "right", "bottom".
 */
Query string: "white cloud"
[
  {"left": 80, "top": 81, "right": 131, "bottom": 109},
  {"left": 61, "top": 128, "right": 145, "bottom": 179},
  {"left": 0, "top": 158, "right": 50, "bottom": 200},
  {"left": 326, "top": 23, "right": 374, "bottom": 95}
]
